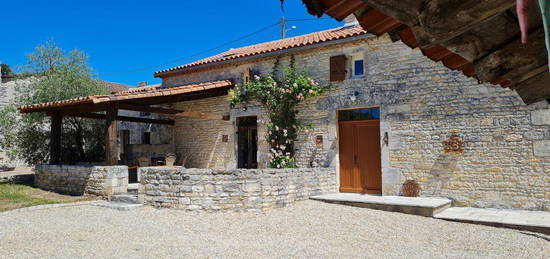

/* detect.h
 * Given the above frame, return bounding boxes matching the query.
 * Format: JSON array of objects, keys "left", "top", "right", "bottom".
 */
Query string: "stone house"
[
  {"left": 20, "top": 23, "right": 550, "bottom": 211},
  {"left": 150, "top": 23, "right": 550, "bottom": 211}
]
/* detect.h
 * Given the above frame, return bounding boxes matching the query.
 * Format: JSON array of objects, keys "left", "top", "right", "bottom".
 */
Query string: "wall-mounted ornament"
[
  {"left": 316, "top": 135, "right": 323, "bottom": 146},
  {"left": 222, "top": 135, "right": 229, "bottom": 143},
  {"left": 443, "top": 134, "right": 465, "bottom": 153},
  {"left": 400, "top": 179, "right": 421, "bottom": 197}
]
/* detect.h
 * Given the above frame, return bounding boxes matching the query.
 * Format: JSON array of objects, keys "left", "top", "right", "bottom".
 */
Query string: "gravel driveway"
[{"left": 0, "top": 200, "right": 548, "bottom": 258}]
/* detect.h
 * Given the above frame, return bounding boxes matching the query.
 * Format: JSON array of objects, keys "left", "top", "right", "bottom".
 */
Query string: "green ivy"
[{"left": 229, "top": 57, "right": 331, "bottom": 168}]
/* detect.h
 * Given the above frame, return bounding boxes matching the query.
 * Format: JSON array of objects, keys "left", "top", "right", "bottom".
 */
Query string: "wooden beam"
[
  {"left": 474, "top": 28, "right": 547, "bottom": 83},
  {"left": 105, "top": 103, "right": 118, "bottom": 166},
  {"left": 118, "top": 103, "right": 183, "bottom": 115},
  {"left": 49, "top": 112, "right": 62, "bottom": 165},
  {"left": 64, "top": 112, "right": 175, "bottom": 125},
  {"left": 441, "top": 14, "right": 520, "bottom": 62},
  {"left": 414, "top": 0, "right": 516, "bottom": 47},
  {"left": 516, "top": 71, "right": 550, "bottom": 105},
  {"left": 174, "top": 111, "right": 229, "bottom": 121},
  {"left": 513, "top": 65, "right": 550, "bottom": 86},
  {"left": 361, "top": 0, "right": 424, "bottom": 27}
]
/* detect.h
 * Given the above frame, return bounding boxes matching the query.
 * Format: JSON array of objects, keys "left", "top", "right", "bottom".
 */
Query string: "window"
[
  {"left": 338, "top": 108, "right": 380, "bottom": 121},
  {"left": 353, "top": 59, "right": 364, "bottom": 77},
  {"left": 142, "top": 132, "right": 151, "bottom": 144}
]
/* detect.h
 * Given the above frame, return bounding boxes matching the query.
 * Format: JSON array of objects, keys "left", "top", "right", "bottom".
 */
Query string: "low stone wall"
[
  {"left": 138, "top": 167, "right": 337, "bottom": 211},
  {"left": 34, "top": 165, "right": 128, "bottom": 197}
]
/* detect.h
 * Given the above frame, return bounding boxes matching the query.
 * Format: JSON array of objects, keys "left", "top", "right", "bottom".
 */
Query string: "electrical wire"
[
  {"left": 101, "top": 17, "right": 333, "bottom": 76},
  {"left": 101, "top": 21, "right": 282, "bottom": 76}
]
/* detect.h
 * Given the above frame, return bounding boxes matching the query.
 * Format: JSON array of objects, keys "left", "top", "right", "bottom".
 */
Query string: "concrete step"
[
  {"left": 311, "top": 193, "right": 452, "bottom": 217},
  {"left": 111, "top": 194, "right": 138, "bottom": 204},
  {"left": 127, "top": 183, "right": 138, "bottom": 194},
  {"left": 93, "top": 201, "right": 143, "bottom": 211},
  {"left": 434, "top": 207, "right": 550, "bottom": 235}
]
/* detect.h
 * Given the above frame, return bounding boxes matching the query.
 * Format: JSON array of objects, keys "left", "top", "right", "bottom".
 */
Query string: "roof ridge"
[
  {"left": 226, "top": 25, "right": 361, "bottom": 51},
  {"left": 154, "top": 25, "right": 367, "bottom": 76}
]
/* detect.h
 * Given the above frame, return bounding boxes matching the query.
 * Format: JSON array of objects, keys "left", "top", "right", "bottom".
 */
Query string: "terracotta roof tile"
[
  {"left": 154, "top": 25, "right": 367, "bottom": 76},
  {"left": 19, "top": 80, "right": 233, "bottom": 113},
  {"left": 99, "top": 80, "right": 133, "bottom": 93}
]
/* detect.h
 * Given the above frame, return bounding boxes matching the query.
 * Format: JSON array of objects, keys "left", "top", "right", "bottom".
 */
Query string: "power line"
[
  {"left": 102, "top": 21, "right": 282, "bottom": 76},
  {"left": 101, "top": 17, "right": 333, "bottom": 76},
  {"left": 286, "top": 17, "right": 331, "bottom": 22}
]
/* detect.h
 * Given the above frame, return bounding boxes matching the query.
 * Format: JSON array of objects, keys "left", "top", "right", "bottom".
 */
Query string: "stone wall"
[
  {"left": 162, "top": 32, "right": 550, "bottom": 210},
  {"left": 138, "top": 167, "right": 337, "bottom": 211},
  {"left": 0, "top": 77, "right": 31, "bottom": 168},
  {"left": 34, "top": 165, "right": 128, "bottom": 197},
  {"left": 118, "top": 109, "right": 173, "bottom": 146},
  {"left": 171, "top": 96, "right": 235, "bottom": 168}
]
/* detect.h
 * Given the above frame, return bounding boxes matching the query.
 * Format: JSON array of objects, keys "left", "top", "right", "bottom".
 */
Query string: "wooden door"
[
  {"left": 237, "top": 116, "right": 258, "bottom": 169},
  {"left": 338, "top": 120, "right": 381, "bottom": 194}
]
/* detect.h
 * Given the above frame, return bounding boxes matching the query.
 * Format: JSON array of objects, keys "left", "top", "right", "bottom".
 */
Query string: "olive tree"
[{"left": 0, "top": 40, "right": 110, "bottom": 165}]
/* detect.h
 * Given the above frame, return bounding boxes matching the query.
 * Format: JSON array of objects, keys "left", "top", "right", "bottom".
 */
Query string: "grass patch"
[{"left": 0, "top": 182, "right": 93, "bottom": 212}]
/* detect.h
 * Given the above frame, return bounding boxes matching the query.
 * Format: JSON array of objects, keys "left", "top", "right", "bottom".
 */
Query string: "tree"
[
  {"left": 0, "top": 40, "right": 110, "bottom": 165},
  {"left": 229, "top": 57, "right": 330, "bottom": 168},
  {"left": 1, "top": 64, "right": 13, "bottom": 76}
]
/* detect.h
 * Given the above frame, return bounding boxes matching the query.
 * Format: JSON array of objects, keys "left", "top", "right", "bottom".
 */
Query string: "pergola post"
[
  {"left": 49, "top": 111, "right": 62, "bottom": 165},
  {"left": 105, "top": 103, "right": 119, "bottom": 165}
]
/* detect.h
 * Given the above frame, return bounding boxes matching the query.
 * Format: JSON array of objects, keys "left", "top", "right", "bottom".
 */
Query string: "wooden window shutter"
[
  {"left": 244, "top": 68, "right": 251, "bottom": 83},
  {"left": 330, "top": 55, "right": 347, "bottom": 82},
  {"left": 241, "top": 68, "right": 252, "bottom": 84}
]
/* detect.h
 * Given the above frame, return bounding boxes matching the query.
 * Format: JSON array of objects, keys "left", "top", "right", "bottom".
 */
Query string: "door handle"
[{"left": 354, "top": 155, "right": 357, "bottom": 164}]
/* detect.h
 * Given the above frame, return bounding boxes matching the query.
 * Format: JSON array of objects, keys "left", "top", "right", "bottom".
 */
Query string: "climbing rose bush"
[{"left": 229, "top": 61, "right": 330, "bottom": 168}]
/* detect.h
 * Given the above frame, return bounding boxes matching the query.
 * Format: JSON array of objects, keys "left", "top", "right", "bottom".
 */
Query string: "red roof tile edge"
[
  {"left": 154, "top": 25, "right": 368, "bottom": 77},
  {"left": 18, "top": 80, "right": 233, "bottom": 113}
]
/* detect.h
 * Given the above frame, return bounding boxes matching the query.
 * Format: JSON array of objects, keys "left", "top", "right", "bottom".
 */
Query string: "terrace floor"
[{"left": 0, "top": 200, "right": 548, "bottom": 258}]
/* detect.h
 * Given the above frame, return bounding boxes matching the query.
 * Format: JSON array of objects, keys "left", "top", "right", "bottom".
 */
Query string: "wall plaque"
[{"left": 443, "top": 134, "right": 465, "bottom": 153}]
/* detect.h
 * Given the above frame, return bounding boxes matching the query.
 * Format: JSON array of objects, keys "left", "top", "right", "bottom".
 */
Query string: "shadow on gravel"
[{"left": 519, "top": 231, "right": 550, "bottom": 242}]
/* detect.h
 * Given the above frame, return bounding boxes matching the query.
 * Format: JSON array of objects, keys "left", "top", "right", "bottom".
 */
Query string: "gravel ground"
[{"left": 0, "top": 200, "right": 548, "bottom": 258}]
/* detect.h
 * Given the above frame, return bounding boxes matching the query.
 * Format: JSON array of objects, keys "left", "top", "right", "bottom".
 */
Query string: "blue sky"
[{"left": 1, "top": 0, "right": 342, "bottom": 86}]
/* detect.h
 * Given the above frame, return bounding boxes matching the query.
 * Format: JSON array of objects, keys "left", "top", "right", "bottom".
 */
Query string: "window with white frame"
[{"left": 351, "top": 54, "right": 365, "bottom": 78}]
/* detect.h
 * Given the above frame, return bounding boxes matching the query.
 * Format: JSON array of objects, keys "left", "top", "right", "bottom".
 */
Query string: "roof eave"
[{"left": 154, "top": 33, "right": 376, "bottom": 78}]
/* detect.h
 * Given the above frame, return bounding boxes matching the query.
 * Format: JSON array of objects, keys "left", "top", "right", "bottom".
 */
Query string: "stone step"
[
  {"left": 434, "top": 207, "right": 550, "bottom": 235},
  {"left": 127, "top": 183, "right": 139, "bottom": 194},
  {"left": 111, "top": 194, "right": 138, "bottom": 204},
  {"left": 311, "top": 193, "right": 452, "bottom": 217}
]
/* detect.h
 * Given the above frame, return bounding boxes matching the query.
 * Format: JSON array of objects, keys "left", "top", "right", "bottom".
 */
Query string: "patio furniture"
[
  {"left": 165, "top": 154, "right": 176, "bottom": 167},
  {"left": 137, "top": 157, "right": 150, "bottom": 167},
  {"left": 151, "top": 156, "right": 166, "bottom": 166}
]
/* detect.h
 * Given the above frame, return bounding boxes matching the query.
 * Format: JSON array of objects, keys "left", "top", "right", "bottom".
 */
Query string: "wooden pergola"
[{"left": 18, "top": 80, "right": 233, "bottom": 165}]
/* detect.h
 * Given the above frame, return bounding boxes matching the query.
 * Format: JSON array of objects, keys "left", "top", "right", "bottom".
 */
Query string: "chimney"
[
  {"left": 343, "top": 15, "right": 359, "bottom": 27},
  {"left": 138, "top": 81, "right": 147, "bottom": 87}
]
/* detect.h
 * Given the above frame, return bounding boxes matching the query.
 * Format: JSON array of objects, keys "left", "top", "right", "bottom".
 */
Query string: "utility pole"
[{"left": 281, "top": 17, "right": 286, "bottom": 39}]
